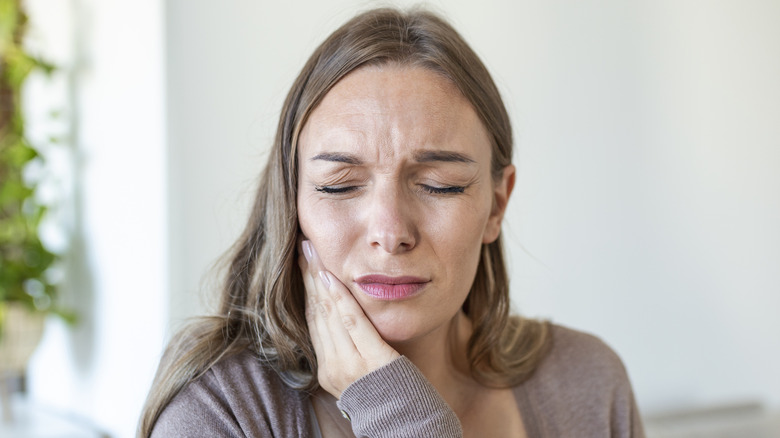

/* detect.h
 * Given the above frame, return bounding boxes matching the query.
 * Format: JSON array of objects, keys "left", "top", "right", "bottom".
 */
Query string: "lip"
[{"left": 354, "top": 275, "right": 430, "bottom": 301}]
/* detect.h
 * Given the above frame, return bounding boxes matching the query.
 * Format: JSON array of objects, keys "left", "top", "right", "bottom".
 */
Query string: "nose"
[{"left": 366, "top": 184, "right": 417, "bottom": 254}]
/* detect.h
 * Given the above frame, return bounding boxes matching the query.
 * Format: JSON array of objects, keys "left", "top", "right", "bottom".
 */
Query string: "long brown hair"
[{"left": 139, "top": 7, "right": 549, "bottom": 436}]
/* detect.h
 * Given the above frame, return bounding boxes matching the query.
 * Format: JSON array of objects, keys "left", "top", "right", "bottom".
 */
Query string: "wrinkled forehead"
[{"left": 297, "top": 65, "right": 491, "bottom": 160}]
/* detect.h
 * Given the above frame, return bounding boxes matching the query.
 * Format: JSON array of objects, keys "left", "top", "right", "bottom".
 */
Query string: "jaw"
[{"left": 366, "top": 303, "right": 463, "bottom": 349}]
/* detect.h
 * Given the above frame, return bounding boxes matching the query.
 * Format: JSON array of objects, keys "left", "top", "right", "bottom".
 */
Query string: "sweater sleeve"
[{"left": 336, "top": 356, "right": 463, "bottom": 438}]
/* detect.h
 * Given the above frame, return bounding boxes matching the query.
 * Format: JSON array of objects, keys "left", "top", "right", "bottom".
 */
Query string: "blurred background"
[{"left": 1, "top": 0, "right": 778, "bottom": 436}]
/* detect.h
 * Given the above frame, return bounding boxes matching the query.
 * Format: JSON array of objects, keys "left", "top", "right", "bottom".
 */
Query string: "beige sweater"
[{"left": 151, "top": 325, "right": 645, "bottom": 437}]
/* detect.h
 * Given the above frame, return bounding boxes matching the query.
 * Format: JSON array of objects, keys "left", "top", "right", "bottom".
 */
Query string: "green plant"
[{"left": 0, "top": 0, "right": 71, "bottom": 327}]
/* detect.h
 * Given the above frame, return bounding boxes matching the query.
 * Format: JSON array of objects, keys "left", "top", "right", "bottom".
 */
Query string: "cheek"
[
  {"left": 298, "top": 193, "right": 335, "bottom": 237},
  {"left": 298, "top": 199, "right": 357, "bottom": 271},
  {"left": 437, "top": 221, "right": 485, "bottom": 283},
  {"left": 437, "top": 197, "right": 492, "bottom": 279},
  {"left": 440, "top": 196, "right": 492, "bottom": 246}
]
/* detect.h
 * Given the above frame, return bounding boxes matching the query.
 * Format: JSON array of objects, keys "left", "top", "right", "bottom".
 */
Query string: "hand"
[{"left": 299, "top": 240, "right": 401, "bottom": 399}]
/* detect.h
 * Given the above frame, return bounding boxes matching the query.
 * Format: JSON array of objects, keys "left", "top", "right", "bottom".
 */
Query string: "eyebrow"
[
  {"left": 310, "top": 152, "right": 363, "bottom": 165},
  {"left": 310, "top": 150, "right": 476, "bottom": 165},
  {"left": 413, "top": 150, "right": 476, "bottom": 164}
]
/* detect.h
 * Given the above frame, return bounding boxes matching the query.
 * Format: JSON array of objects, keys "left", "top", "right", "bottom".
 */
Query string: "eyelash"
[
  {"left": 315, "top": 185, "right": 358, "bottom": 194},
  {"left": 314, "top": 184, "right": 466, "bottom": 195},
  {"left": 422, "top": 185, "right": 466, "bottom": 194}
]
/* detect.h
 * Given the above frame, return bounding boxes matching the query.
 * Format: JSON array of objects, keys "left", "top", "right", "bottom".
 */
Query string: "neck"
[{"left": 388, "top": 311, "right": 479, "bottom": 413}]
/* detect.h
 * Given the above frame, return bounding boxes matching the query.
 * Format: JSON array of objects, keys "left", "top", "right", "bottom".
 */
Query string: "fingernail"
[
  {"left": 302, "top": 240, "right": 313, "bottom": 262},
  {"left": 319, "top": 271, "right": 331, "bottom": 289}
]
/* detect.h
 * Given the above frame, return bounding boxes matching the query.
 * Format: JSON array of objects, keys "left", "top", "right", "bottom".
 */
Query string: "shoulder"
[
  {"left": 519, "top": 324, "right": 645, "bottom": 437},
  {"left": 151, "top": 350, "right": 311, "bottom": 437},
  {"left": 543, "top": 324, "right": 629, "bottom": 384},
  {"left": 531, "top": 324, "right": 633, "bottom": 399}
]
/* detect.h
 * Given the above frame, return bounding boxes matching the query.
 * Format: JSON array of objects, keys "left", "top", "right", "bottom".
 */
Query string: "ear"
[{"left": 482, "top": 165, "right": 515, "bottom": 244}]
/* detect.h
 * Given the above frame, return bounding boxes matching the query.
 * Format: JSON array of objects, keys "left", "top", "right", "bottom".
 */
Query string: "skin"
[{"left": 296, "top": 65, "right": 522, "bottom": 436}]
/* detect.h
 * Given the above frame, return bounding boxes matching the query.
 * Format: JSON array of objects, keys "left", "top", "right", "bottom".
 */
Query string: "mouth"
[{"left": 354, "top": 275, "right": 430, "bottom": 301}]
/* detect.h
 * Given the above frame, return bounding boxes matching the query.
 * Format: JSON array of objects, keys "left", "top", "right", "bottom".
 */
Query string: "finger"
[
  {"left": 299, "top": 244, "right": 335, "bottom": 359},
  {"left": 313, "top": 298, "right": 342, "bottom": 357},
  {"left": 322, "top": 271, "right": 400, "bottom": 365},
  {"left": 304, "top": 243, "right": 361, "bottom": 357},
  {"left": 303, "top": 285, "right": 323, "bottom": 350},
  {"left": 311, "top": 275, "right": 360, "bottom": 359}
]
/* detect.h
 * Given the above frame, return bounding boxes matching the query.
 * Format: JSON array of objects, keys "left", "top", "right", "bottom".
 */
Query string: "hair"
[{"left": 139, "top": 7, "right": 550, "bottom": 436}]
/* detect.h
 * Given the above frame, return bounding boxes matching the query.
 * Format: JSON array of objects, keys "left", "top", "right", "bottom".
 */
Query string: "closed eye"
[
  {"left": 420, "top": 184, "right": 466, "bottom": 195},
  {"left": 315, "top": 184, "right": 467, "bottom": 195},
  {"left": 315, "top": 185, "right": 359, "bottom": 194}
]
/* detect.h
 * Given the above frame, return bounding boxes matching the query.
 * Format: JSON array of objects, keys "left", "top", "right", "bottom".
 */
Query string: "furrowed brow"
[
  {"left": 310, "top": 152, "right": 363, "bottom": 165},
  {"left": 414, "top": 150, "right": 476, "bottom": 164}
]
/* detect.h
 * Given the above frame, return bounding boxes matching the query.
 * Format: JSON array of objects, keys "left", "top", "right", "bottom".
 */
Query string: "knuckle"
[
  {"left": 318, "top": 300, "right": 332, "bottom": 316},
  {"left": 305, "top": 304, "right": 317, "bottom": 320},
  {"left": 341, "top": 314, "right": 357, "bottom": 331}
]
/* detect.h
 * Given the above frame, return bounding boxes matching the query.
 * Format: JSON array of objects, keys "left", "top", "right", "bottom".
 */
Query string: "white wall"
[
  {"left": 23, "top": 0, "right": 780, "bottom": 436},
  {"left": 500, "top": 0, "right": 780, "bottom": 412},
  {"left": 26, "top": 0, "right": 168, "bottom": 436}
]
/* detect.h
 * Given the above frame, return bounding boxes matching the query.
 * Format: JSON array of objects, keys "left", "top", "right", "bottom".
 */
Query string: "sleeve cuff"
[{"left": 336, "top": 356, "right": 462, "bottom": 438}]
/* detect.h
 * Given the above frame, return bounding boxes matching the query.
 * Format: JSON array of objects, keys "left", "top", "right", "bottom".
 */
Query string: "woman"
[{"left": 140, "top": 8, "right": 644, "bottom": 437}]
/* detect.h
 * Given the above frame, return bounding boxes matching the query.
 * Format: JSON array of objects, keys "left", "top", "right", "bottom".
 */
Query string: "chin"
[
  {"left": 375, "top": 325, "right": 423, "bottom": 345},
  {"left": 367, "top": 309, "right": 445, "bottom": 345}
]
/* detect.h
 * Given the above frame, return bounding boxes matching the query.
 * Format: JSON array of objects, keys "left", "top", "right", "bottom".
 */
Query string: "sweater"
[{"left": 150, "top": 324, "right": 645, "bottom": 437}]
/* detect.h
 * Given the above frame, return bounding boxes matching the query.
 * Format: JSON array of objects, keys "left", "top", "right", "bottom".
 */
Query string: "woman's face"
[{"left": 297, "top": 65, "right": 513, "bottom": 345}]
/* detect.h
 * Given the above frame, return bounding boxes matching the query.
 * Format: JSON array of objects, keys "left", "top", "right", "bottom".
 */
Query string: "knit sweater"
[{"left": 150, "top": 325, "right": 645, "bottom": 437}]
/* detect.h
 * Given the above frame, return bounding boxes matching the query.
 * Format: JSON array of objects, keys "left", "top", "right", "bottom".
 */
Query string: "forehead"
[
  {"left": 298, "top": 65, "right": 491, "bottom": 160},
  {"left": 314, "top": 64, "right": 463, "bottom": 116}
]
